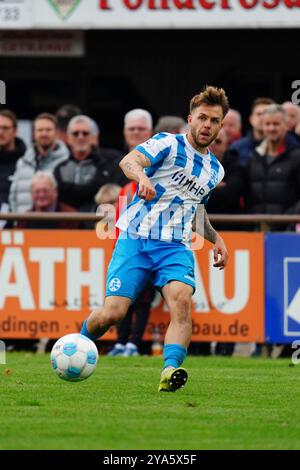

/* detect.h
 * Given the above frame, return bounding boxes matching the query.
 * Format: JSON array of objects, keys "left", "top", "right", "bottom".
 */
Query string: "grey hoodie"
[{"left": 9, "top": 140, "right": 69, "bottom": 213}]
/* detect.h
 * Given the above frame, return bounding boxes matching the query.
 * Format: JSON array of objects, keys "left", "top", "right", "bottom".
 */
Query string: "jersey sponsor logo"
[
  {"left": 109, "top": 277, "right": 122, "bottom": 292},
  {"left": 171, "top": 171, "right": 206, "bottom": 197}
]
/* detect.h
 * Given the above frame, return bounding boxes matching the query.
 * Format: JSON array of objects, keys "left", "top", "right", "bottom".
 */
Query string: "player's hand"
[
  {"left": 138, "top": 176, "right": 156, "bottom": 201},
  {"left": 213, "top": 235, "right": 228, "bottom": 270}
]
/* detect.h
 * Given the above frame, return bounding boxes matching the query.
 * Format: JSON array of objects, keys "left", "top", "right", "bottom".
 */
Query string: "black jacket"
[
  {"left": 54, "top": 149, "right": 112, "bottom": 212},
  {"left": 206, "top": 151, "right": 245, "bottom": 215},
  {"left": 0, "top": 137, "right": 26, "bottom": 205},
  {"left": 245, "top": 134, "right": 300, "bottom": 215},
  {"left": 206, "top": 151, "right": 246, "bottom": 231},
  {"left": 98, "top": 147, "right": 128, "bottom": 186}
]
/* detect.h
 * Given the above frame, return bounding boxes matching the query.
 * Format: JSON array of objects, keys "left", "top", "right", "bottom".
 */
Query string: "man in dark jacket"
[
  {"left": 0, "top": 109, "right": 26, "bottom": 221},
  {"left": 54, "top": 115, "right": 112, "bottom": 212},
  {"left": 206, "top": 128, "right": 245, "bottom": 230},
  {"left": 245, "top": 104, "right": 300, "bottom": 218},
  {"left": 228, "top": 97, "right": 275, "bottom": 167}
]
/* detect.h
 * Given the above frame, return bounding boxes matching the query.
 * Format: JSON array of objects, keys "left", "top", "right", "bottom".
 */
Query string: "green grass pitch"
[{"left": 1, "top": 353, "right": 300, "bottom": 450}]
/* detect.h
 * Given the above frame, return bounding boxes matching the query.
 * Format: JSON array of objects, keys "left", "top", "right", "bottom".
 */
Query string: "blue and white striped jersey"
[{"left": 116, "top": 132, "right": 224, "bottom": 246}]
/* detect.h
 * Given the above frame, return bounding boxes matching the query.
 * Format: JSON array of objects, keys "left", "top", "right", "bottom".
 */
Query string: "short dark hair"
[
  {"left": 154, "top": 115, "right": 186, "bottom": 134},
  {"left": 190, "top": 86, "right": 229, "bottom": 118},
  {"left": 0, "top": 109, "right": 17, "bottom": 128},
  {"left": 34, "top": 113, "right": 58, "bottom": 128},
  {"left": 251, "top": 97, "right": 275, "bottom": 114},
  {"left": 56, "top": 104, "right": 81, "bottom": 132}
]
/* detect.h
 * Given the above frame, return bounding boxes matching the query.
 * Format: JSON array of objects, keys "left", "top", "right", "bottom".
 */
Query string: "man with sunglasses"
[{"left": 54, "top": 115, "right": 112, "bottom": 212}]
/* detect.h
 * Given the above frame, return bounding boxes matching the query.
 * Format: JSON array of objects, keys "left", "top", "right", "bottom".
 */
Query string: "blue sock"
[
  {"left": 80, "top": 320, "right": 100, "bottom": 342},
  {"left": 164, "top": 344, "right": 187, "bottom": 369}
]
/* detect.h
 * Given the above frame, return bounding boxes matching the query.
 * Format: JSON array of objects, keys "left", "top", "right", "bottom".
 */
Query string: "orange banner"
[
  {"left": 146, "top": 232, "right": 265, "bottom": 343},
  {"left": 0, "top": 230, "right": 264, "bottom": 343}
]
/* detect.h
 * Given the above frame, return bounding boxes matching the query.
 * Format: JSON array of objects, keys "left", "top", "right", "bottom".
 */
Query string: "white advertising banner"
[
  {"left": 0, "top": 0, "right": 32, "bottom": 29},
  {"left": 0, "top": 0, "right": 300, "bottom": 29}
]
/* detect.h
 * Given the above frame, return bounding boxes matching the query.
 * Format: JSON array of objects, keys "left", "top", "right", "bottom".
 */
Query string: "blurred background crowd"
[
  {"left": 1, "top": 98, "right": 300, "bottom": 228},
  {"left": 1, "top": 97, "right": 300, "bottom": 357}
]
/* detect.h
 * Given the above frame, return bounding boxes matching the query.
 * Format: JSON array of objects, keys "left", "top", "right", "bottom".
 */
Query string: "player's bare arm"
[
  {"left": 119, "top": 150, "right": 156, "bottom": 201},
  {"left": 204, "top": 209, "right": 228, "bottom": 270},
  {"left": 193, "top": 206, "right": 228, "bottom": 270}
]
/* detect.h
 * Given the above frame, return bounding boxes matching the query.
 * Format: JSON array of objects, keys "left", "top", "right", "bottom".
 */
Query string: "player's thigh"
[
  {"left": 152, "top": 243, "right": 196, "bottom": 298},
  {"left": 106, "top": 236, "right": 151, "bottom": 302}
]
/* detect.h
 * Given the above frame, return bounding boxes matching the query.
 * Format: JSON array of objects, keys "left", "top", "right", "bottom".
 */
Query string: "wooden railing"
[{"left": 0, "top": 213, "right": 299, "bottom": 231}]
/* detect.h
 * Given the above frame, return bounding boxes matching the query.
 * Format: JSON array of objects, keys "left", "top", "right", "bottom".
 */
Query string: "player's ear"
[{"left": 187, "top": 114, "right": 192, "bottom": 124}]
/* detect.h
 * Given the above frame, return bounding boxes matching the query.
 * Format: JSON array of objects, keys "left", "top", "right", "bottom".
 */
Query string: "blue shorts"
[{"left": 106, "top": 233, "right": 195, "bottom": 302}]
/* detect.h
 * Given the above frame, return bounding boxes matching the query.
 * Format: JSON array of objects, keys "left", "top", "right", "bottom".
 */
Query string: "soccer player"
[{"left": 81, "top": 85, "right": 229, "bottom": 391}]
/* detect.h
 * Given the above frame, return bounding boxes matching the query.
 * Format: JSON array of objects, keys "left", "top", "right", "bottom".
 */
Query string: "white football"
[{"left": 50, "top": 334, "right": 98, "bottom": 382}]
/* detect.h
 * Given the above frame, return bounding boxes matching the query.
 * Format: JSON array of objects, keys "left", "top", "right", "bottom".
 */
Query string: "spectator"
[
  {"left": 94, "top": 183, "right": 121, "bottom": 239},
  {"left": 282, "top": 101, "right": 300, "bottom": 144},
  {"left": 88, "top": 118, "right": 125, "bottom": 177},
  {"left": 95, "top": 183, "right": 121, "bottom": 207},
  {"left": 108, "top": 282, "right": 156, "bottom": 357},
  {"left": 54, "top": 115, "right": 111, "bottom": 212},
  {"left": 14, "top": 170, "right": 81, "bottom": 353},
  {"left": 108, "top": 178, "right": 156, "bottom": 357},
  {"left": 109, "top": 108, "right": 154, "bottom": 187},
  {"left": 123, "top": 108, "right": 153, "bottom": 151},
  {"left": 208, "top": 127, "right": 245, "bottom": 357},
  {"left": 229, "top": 98, "right": 275, "bottom": 167},
  {"left": 209, "top": 127, "right": 228, "bottom": 160},
  {"left": 247, "top": 104, "right": 300, "bottom": 360},
  {"left": 154, "top": 115, "right": 186, "bottom": 134},
  {"left": 245, "top": 104, "right": 300, "bottom": 218},
  {"left": 282, "top": 101, "right": 300, "bottom": 133},
  {"left": 222, "top": 108, "right": 242, "bottom": 145},
  {"left": 0, "top": 109, "right": 26, "bottom": 223},
  {"left": 56, "top": 104, "right": 81, "bottom": 145},
  {"left": 17, "top": 171, "right": 81, "bottom": 230},
  {"left": 90, "top": 118, "right": 100, "bottom": 148},
  {"left": 208, "top": 128, "right": 244, "bottom": 220},
  {"left": 9, "top": 113, "right": 68, "bottom": 213}
]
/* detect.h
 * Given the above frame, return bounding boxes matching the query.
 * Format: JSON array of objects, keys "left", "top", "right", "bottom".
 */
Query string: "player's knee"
[
  {"left": 102, "top": 299, "right": 128, "bottom": 324},
  {"left": 169, "top": 301, "right": 191, "bottom": 324},
  {"left": 167, "top": 287, "right": 192, "bottom": 322},
  {"left": 173, "top": 290, "right": 192, "bottom": 311}
]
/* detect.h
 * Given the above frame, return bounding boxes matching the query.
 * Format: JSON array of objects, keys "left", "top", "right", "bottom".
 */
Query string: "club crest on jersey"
[
  {"left": 109, "top": 278, "right": 121, "bottom": 292},
  {"left": 143, "top": 139, "right": 155, "bottom": 148},
  {"left": 210, "top": 169, "right": 218, "bottom": 186}
]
